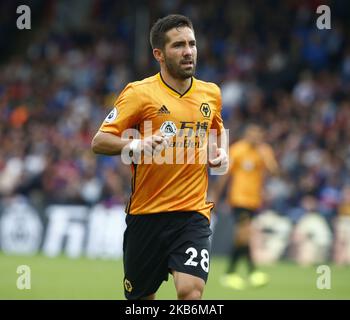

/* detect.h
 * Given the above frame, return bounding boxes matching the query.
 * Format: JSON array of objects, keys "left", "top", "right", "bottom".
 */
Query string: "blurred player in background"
[
  {"left": 92, "top": 14, "right": 228, "bottom": 300},
  {"left": 214, "top": 124, "right": 279, "bottom": 289},
  {"left": 334, "top": 185, "right": 350, "bottom": 265}
]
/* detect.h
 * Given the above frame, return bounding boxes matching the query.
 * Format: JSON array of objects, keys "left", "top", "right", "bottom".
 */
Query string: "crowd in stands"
[{"left": 1, "top": 0, "right": 350, "bottom": 224}]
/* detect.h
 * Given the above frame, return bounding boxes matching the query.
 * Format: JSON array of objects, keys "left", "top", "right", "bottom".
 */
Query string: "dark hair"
[
  {"left": 150, "top": 14, "right": 194, "bottom": 49},
  {"left": 244, "top": 123, "right": 264, "bottom": 134}
]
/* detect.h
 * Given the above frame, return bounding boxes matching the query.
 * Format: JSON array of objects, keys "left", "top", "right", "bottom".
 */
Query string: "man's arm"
[
  {"left": 208, "top": 129, "right": 229, "bottom": 174},
  {"left": 91, "top": 131, "right": 130, "bottom": 155},
  {"left": 265, "top": 156, "right": 279, "bottom": 175},
  {"left": 211, "top": 172, "right": 231, "bottom": 204},
  {"left": 258, "top": 144, "right": 279, "bottom": 175},
  {"left": 211, "top": 139, "right": 234, "bottom": 204},
  {"left": 91, "top": 130, "right": 168, "bottom": 158}
]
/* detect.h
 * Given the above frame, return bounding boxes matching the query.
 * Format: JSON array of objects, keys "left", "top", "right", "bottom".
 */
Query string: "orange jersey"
[
  {"left": 228, "top": 140, "right": 276, "bottom": 210},
  {"left": 99, "top": 73, "right": 224, "bottom": 221},
  {"left": 339, "top": 204, "right": 350, "bottom": 217}
]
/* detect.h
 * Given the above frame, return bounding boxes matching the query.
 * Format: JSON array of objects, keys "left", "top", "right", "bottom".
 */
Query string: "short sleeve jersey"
[
  {"left": 99, "top": 73, "right": 224, "bottom": 221},
  {"left": 228, "top": 140, "right": 276, "bottom": 210}
]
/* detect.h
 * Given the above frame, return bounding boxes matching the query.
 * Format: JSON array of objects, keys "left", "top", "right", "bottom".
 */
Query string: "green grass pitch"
[{"left": 0, "top": 253, "right": 349, "bottom": 300}]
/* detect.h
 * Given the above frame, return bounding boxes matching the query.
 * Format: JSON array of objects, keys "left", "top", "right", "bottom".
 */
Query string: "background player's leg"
[
  {"left": 243, "top": 217, "right": 269, "bottom": 287},
  {"left": 221, "top": 218, "right": 250, "bottom": 289},
  {"left": 241, "top": 218, "right": 255, "bottom": 273},
  {"left": 227, "top": 219, "right": 252, "bottom": 273},
  {"left": 172, "top": 270, "right": 205, "bottom": 300},
  {"left": 229, "top": 217, "right": 269, "bottom": 288}
]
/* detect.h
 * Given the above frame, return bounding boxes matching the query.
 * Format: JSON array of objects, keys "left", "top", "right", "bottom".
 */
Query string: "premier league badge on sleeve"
[{"left": 104, "top": 107, "right": 118, "bottom": 123}]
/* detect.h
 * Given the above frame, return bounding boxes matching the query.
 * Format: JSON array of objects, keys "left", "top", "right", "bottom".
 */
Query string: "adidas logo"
[{"left": 157, "top": 105, "right": 170, "bottom": 114}]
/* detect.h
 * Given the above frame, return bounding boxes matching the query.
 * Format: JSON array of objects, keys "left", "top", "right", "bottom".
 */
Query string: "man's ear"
[{"left": 153, "top": 48, "right": 164, "bottom": 63}]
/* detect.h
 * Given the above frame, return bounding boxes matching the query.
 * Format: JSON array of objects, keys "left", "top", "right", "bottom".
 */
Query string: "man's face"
[
  {"left": 162, "top": 26, "right": 197, "bottom": 79},
  {"left": 246, "top": 126, "right": 264, "bottom": 145}
]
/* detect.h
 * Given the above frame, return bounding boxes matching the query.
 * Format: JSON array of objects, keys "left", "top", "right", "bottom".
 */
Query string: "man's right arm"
[
  {"left": 91, "top": 131, "right": 130, "bottom": 155},
  {"left": 92, "top": 83, "right": 142, "bottom": 157},
  {"left": 91, "top": 130, "right": 168, "bottom": 158}
]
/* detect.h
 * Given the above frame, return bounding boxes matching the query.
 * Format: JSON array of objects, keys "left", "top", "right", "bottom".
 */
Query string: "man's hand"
[
  {"left": 208, "top": 143, "right": 229, "bottom": 175},
  {"left": 143, "top": 135, "right": 169, "bottom": 156},
  {"left": 128, "top": 135, "right": 170, "bottom": 162}
]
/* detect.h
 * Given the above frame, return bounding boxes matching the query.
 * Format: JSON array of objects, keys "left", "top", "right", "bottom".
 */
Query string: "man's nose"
[{"left": 183, "top": 44, "right": 192, "bottom": 56}]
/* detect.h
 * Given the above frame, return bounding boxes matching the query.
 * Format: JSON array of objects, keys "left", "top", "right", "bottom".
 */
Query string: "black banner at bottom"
[{"left": 1, "top": 300, "right": 349, "bottom": 319}]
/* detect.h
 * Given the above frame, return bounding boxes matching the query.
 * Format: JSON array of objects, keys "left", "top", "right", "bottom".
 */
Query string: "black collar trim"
[{"left": 159, "top": 72, "right": 193, "bottom": 98}]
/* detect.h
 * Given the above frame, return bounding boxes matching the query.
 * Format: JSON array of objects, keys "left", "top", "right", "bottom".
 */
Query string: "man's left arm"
[
  {"left": 259, "top": 144, "right": 279, "bottom": 175},
  {"left": 208, "top": 85, "right": 229, "bottom": 175},
  {"left": 208, "top": 130, "right": 229, "bottom": 169}
]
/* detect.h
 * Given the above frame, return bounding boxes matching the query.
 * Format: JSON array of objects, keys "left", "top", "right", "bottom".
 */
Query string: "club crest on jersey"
[
  {"left": 200, "top": 103, "right": 211, "bottom": 118},
  {"left": 160, "top": 121, "right": 177, "bottom": 137},
  {"left": 104, "top": 107, "right": 118, "bottom": 123}
]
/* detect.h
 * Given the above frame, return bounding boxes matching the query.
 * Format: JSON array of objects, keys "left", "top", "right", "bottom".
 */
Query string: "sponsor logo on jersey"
[
  {"left": 157, "top": 105, "right": 170, "bottom": 115},
  {"left": 160, "top": 121, "right": 177, "bottom": 137}
]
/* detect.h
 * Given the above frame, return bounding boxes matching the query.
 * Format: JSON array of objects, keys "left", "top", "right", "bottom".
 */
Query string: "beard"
[{"left": 164, "top": 55, "right": 196, "bottom": 80}]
